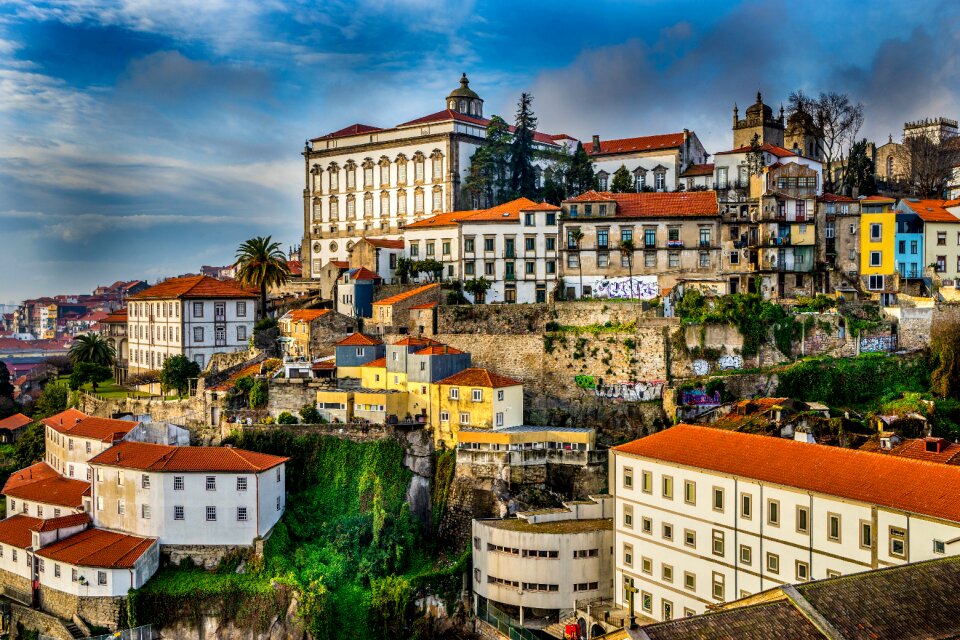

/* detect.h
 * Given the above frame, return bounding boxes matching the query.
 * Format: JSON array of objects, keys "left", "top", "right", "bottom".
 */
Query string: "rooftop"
[
  {"left": 478, "top": 517, "right": 612, "bottom": 534},
  {"left": 48, "top": 415, "right": 138, "bottom": 443},
  {"left": 460, "top": 425, "right": 593, "bottom": 434},
  {"left": 361, "top": 238, "right": 405, "bottom": 250},
  {"left": 715, "top": 142, "right": 816, "bottom": 160},
  {"left": 564, "top": 191, "right": 718, "bottom": 217},
  {"left": 335, "top": 333, "right": 383, "bottom": 347},
  {"left": 87, "top": 441, "right": 288, "bottom": 473},
  {"left": 38, "top": 527, "right": 156, "bottom": 569},
  {"left": 282, "top": 309, "right": 331, "bottom": 323},
  {"left": 1, "top": 462, "right": 90, "bottom": 508},
  {"left": 585, "top": 132, "right": 687, "bottom": 156},
  {"left": 129, "top": 275, "right": 257, "bottom": 300},
  {"left": 614, "top": 424, "right": 960, "bottom": 523},
  {"left": 372, "top": 283, "right": 440, "bottom": 307},
  {"left": 436, "top": 367, "right": 521, "bottom": 388},
  {"left": 413, "top": 345, "right": 464, "bottom": 356},
  {"left": 0, "top": 413, "right": 31, "bottom": 432},
  {"left": 346, "top": 267, "right": 382, "bottom": 281},
  {"left": 404, "top": 197, "right": 539, "bottom": 228},
  {"left": 900, "top": 199, "right": 960, "bottom": 223},
  {"left": 679, "top": 163, "right": 715, "bottom": 177}
]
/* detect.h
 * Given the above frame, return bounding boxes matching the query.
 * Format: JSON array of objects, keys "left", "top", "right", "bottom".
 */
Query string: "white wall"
[{"left": 492, "top": 386, "right": 524, "bottom": 429}]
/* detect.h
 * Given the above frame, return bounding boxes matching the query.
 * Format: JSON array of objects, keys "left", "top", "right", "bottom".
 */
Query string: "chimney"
[{"left": 592, "top": 135, "right": 601, "bottom": 153}]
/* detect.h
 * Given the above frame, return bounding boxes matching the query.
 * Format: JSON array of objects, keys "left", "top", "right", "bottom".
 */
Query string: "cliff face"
[{"left": 157, "top": 597, "right": 309, "bottom": 640}]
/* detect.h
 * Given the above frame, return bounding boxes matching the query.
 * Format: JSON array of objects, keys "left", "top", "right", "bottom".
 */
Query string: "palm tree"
[
  {"left": 619, "top": 238, "right": 636, "bottom": 299},
  {"left": 69, "top": 334, "right": 116, "bottom": 367},
  {"left": 235, "top": 236, "right": 291, "bottom": 319},
  {"left": 569, "top": 228, "right": 584, "bottom": 299}
]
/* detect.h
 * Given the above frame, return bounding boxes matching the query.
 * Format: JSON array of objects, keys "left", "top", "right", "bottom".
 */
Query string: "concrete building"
[
  {"left": 127, "top": 275, "right": 257, "bottom": 372},
  {"left": 584, "top": 132, "right": 710, "bottom": 194},
  {"left": 898, "top": 199, "right": 960, "bottom": 285},
  {"left": 611, "top": 424, "right": 960, "bottom": 622},
  {"left": 859, "top": 196, "right": 898, "bottom": 299},
  {"left": 472, "top": 494, "right": 614, "bottom": 630},
  {"left": 333, "top": 333, "right": 385, "bottom": 378}
]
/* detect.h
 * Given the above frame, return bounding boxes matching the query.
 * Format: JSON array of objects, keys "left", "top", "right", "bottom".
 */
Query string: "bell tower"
[{"left": 446, "top": 73, "right": 484, "bottom": 118}]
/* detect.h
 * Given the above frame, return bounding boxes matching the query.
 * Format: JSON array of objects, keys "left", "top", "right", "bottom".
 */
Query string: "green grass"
[{"left": 53, "top": 376, "right": 171, "bottom": 399}]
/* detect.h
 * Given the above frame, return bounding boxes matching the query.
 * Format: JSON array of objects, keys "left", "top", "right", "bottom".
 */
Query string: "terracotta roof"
[
  {"left": 313, "top": 123, "right": 383, "bottom": 140},
  {"left": 459, "top": 198, "right": 540, "bottom": 222},
  {"left": 404, "top": 210, "right": 469, "bottom": 229},
  {"left": 335, "top": 333, "right": 382, "bottom": 347},
  {"left": 900, "top": 199, "right": 960, "bottom": 223},
  {"left": 283, "top": 309, "right": 331, "bottom": 323},
  {"left": 564, "top": 191, "right": 718, "bottom": 217},
  {"left": 715, "top": 143, "right": 811, "bottom": 159},
  {"left": 0, "top": 413, "right": 31, "bottom": 432},
  {"left": 363, "top": 238, "right": 405, "bottom": 250},
  {"left": 49, "top": 416, "right": 137, "bottom": 443},
  {"left": 346, "top": 267, "right": 382, "bottom": 281},
  {"left": 679, "top": 163, "right": 715, "bottom": 177},
  {"left": 2, "top": 462, "right": 90, "bottom": 508},
  {"left": 414, "top": 345, "right": 464, "bottom": 355},
  {"left": 0, "top": 515, "right": 43, "bottom": 548},
  {"left": 392, "top": 336, "right": 442, "bottom": 347},
  {"left": 395, "top": 111, "right": 560, "bottom": 145},
  {"left": 129, "top": 275, "right": 257, "bottom": 300},
  {"left": 437, "top": 367, "right": 521, "bottom": 388},
  {"left": 863, "top": 195, "right": 896, "bottom": 202},
  {"left": 87, "top": 441, "right": 288, "bottom": 472},
  {"left": 409, "top": 302, "right": 438, "bottom": 310},
  {"left": 312, "top": 360, "right": 336, "bottom": 371},
  {"left": 373, "top": 283, "right": 440, "bottom": 306},
  {"left": 863, "top": 437, "right": 960, "bottom": 465},
  {"left": 585, "top": 132, "right": 686, "bottom": 155},
  {"left": 642, "top": 600, "right": 821, "bottom": 640},
  {"left": 286, "top": 260, "right": 302, "bottom": 276},
  {"left": 614, "top": 424, "right": 960, "bottom": 523},
  {"left": 331, "top": 260, "right": 350, "bottom": 269},
  {"left": 519, "top": 201, "right": 561, "bottom": 211},
  {"left": 40, "top": 409, "right": 87, "bottom": 430},
  {"left": 102, "top": 308, "right": 128, "bottom": 323},
  {"left": 31, "top": 513, "right": 91, "bottom": 532},
  {"left": 818, "top": 193, "right": 857, "bottom": 203},
  {"left": 361, "top": 357, "right": 387, "bottom": 368},
  {"left": 38, "top": 527, "right": 156, "bottom": 569}
]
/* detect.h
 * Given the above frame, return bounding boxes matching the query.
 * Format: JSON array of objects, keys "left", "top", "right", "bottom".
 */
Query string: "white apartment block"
[
  {"left": 127, "top": 275, "right": 256, "bottom": 372},
  {"left": 586, "top": 131, "right": 710, "bottom": 194},
  {"left": 88, "top": 440, "right": 288, "bottom": 547},
  {"left": 611, "top": 424, "right": 960, "bottom": 622}
]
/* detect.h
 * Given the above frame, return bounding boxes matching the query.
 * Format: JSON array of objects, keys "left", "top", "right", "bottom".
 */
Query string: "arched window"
[
  {"left": 432, "top": 186, "right": 443, "bottom": 212},
  {"left": 397, "top": 189, "right": 407, "bottom": 215},
  {"left": 634, "top": 168, "right": 647, "bottom": 191},
  {"left": 596, "top": 171, "right": 609, "bottom": 191},
  {"left": 396, "top": 154, "right": 408, "bottom": 185},
  {"left": 328, "top": 163, "right": 339, "bottom": 192},
  {"left": 414, "top": 188, "right": 424, "bottom": 214},
  {"left": 310, "top": 165, "right": 322, "bottom": 193},
  {"left": 363, "top": 192, "right": 374, "bottom": 218},
  {"left": 887, "top": 156, "right": 894, "bottom": 177},
  {"left": 381, "top": 191, "right": 390, "bottom": 217},
  {"left": 329, "top": 197, "right": 339, "bottom": 221}
]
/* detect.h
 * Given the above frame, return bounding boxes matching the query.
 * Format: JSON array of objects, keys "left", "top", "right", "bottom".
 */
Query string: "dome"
[
  {"left": 787, "top": 106, "right": 816, "bottom": 132},
  {"left": 745, "top": 91, "right": 772, "bottom": 118},
  {"left": 447, "top": 73, "right": 480, "bottom": 100}
]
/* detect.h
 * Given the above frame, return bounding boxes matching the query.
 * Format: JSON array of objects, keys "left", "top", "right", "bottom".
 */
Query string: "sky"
[{"left": 1, "top": 0, "right": 959, "bottom": 303}]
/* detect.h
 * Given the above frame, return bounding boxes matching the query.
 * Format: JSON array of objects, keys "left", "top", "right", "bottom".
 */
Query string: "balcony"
[{"left": 505, "top": 273, "right": 516, "bottom": 281}]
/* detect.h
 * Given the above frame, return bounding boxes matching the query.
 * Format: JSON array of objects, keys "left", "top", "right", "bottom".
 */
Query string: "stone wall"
[
  {"left": 161, "top": 544, "right": 250, "bottom": 570},
  {"left": 437, "top": 300, "right": 659, "bottom": 336},
  {"left": 266, "top": 378, "right": 334, "bottom": 419},
  {"left": 308, "top": 311, "right": 358, "bottom": 357},
  {"left": 10, "top": 603, "right": 76, "bottom": 640},
  {"left": 155, "top": 594, "right": 307, "bottom": 640},
  {"left": 206, "top": 349, "right": 259, "bottom": 377}
]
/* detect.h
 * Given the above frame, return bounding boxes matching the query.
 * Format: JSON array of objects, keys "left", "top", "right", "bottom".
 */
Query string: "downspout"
[
  {"left": 256, "top": 473, "right": 261, "bottom": 537},
  {"left": 758, "top": 483, "right": 764, "bottom": 592},
  {"left": 733, "top": 478, "right": 738, "bottom": 597}
]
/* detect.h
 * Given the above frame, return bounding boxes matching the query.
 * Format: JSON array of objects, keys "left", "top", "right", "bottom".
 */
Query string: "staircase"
[
  {"left": 63, "top": 621, "right": 84, "bottom": 639},
  {"left": 544, "top": 613, "right": 579, "bottom": 639}
]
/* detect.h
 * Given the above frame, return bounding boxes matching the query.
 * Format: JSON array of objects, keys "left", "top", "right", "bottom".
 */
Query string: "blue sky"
[{"left": 1, "top": 0, "right": 958, "bottom": 303}]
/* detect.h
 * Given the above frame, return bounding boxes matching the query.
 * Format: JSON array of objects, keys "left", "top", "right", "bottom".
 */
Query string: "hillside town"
[{"left": 3, "top": 53, "right": 960, "bottom": 640}]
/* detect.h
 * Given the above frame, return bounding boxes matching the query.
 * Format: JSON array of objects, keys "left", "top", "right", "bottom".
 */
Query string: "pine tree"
[
  {"left": 610, "top": 164, "right": 634, "bottom": 193},
  {"left": 566, "top": 142, "right": 598, "bottom": 196},
  {"left": 464, "top": 116, "right": 510, "bottom": 207},
  {"left": 509, "top": 93, "right": 539, "bottom": 200},
  {"left": 843, "top": 139, "right": 877, "bottom": 197}
]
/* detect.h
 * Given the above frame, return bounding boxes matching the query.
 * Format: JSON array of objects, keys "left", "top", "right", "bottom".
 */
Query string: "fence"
[
  {"left": 41, "top": 625, "right": 156, "bottom": 640},
  {"left": 476, "top": 600, "right": 540, "bottom": 640}
]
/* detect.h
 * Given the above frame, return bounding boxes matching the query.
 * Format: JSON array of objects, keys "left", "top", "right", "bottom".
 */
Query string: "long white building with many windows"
[{"left": 611, "top": 424, "right": 960, "bottom": 622}]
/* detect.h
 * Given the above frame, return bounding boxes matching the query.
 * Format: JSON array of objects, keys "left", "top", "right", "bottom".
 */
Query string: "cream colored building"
[
  {"left": 472, "top": 494, "right": 614, "bottom": 629},
  {"left": 585, "top": 131, "right": 709, "bottom": 193},
  {"left": 612, "top": 424, "right": 960, "bottom": 622}
]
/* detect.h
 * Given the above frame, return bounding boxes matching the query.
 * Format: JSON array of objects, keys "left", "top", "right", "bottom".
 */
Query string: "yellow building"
[
  {"left": 860, "top": 196, "right": 897, "bottom": 293},
  {"left": 458, "top": 425, "right": 595, "bottom": 452},
  {"left": 316, "top": 390, "right": 352, "bottom": 423},
  {"left": 431, "top": 368, "right": 523, "bottom": 447},
  {"left": 278, "top": 309, "right": 331, "bottom": 359}
]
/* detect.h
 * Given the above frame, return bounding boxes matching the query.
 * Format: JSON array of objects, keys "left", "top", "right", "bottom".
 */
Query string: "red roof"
[
  {"left": 130, "top": 275, "right": 257, "bottom": 300},
  {"left": 437, "top": 367, "right": 521, "bottom": 388},
  {"left": 283, "top": 309, "right": 331, "bottom": 323},
  {"left": 38, "top": 527, "right": 156, "bottom": 569},
  {"left": 409, "top": 302, "right": 438, "bottom": 310},
  {"left": 347, "top": 267, "right": 382, "bottom": 281},
  {"left": 900, "top": 199, "right": 960, "bottom": 223},
  {"left": 87, "top": 441, "right": 288, "bottom": 472},
  {"left": 614, "top": 424, "right": 960, "bottom": 524},
  {"left": 32, "top": 513, "right": 91, "bottom": 532},
  {"left": 715, "top": 142, "right": 811, "bottom": 159},
  {"left": 818, "top": 193, "right": 857, "bottom": 203},
  {"left": 373, "top": 283, "right": 440, "bottom": 306},
  {"left": 332, "top": 260, "right": 350, "bottom": 269},
  {"left": 286, "top": 260, "right": 303, "bottom": 276},
  {"left": 48, "top": 416, "right": 137, "bottom": 443},
  {"left": 335, "top": 333, "right": 383, "bottom": 347},
  {"left": 564, "top": 191, "right": 718, "bottom": 217},
  {"left": 0, "top": 515, "right": 43, "bottom": 548},
  {"left": 361, "top": 357, "right": 387, "bottom": 368},
  {"left": 363, "top": 238, "right": 405, "bottom": 250},
  {"left": 392, "top": 336, "right": 443, "bottom": 347},
  {"left": 41, "top": 409, "right": 88, "bottom": 431},
  {"left": 585, "top": 132, "right": 686, "bottom": 155},
  {"left": 2, "top": 462, "right": 91, "bottom": 508},
  {"left": 0, "top": 413, "right": 31, "bottom": 432},
  {"left": 519, "top": 201, "right": 561, "bottom": 211},
  {"left": 405, "top": 197, "right": 539, "bottom": 228},
  {"left": 394, "top": 110, "right": 560, "bottom": 145},
  {"left": 414, "top": 345, "right": 464, "bottom": 356},
  {"left": 314, "top": 123, "right": 383, "bottom": 140},
  {"left": 102, "top": 308, "right": 128, "bottom": 324},
  {"left": 679, "top": 163, "right": 715, "bottom": 177},
  {"left": 863, "top": 195, "right": 896, "bottom": 202}
]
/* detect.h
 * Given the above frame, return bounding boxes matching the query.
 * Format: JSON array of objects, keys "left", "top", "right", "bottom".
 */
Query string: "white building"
[
  {"left": 87, "top": 440, "right": 288, "bottom": 548},
  {"left": 472, "top": 495, "right": 614, "bottom": 629},
  {"left": 3, "top": 461, "right": 90, "bottom": 519},
  {"left": 611, "top": 424, "right": 960, "bottom": 622},
  {"left": 585, "top": 132, "right": 710, "bottom": 193},
  {"left": 127, "top": 275, "right": 257, "bottom": 372},
  {"left": 42, "top": 411, "right": 138, "bottom": 482}
]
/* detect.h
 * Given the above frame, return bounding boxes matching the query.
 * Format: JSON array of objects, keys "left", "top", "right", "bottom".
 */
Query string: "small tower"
[
  {"left": 446, "top": 73, "right": 484, "bottom": 118},
  {"left": 732, "top": 91, "right": 785, "bottom": 148}
]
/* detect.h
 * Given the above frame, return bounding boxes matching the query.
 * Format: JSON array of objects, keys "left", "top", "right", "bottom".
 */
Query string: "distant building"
[
  {"left": 0, "top": 413, "right": 31, "bottom": 443},
  {"left": 370, "top": 283, "right": 441, "bottom": 333},
  {"left": 278, "top": 308, "right": 357, "bottom": 361},
  {"left": 585, "top": 131, "right": 710, "bottom": 193}
]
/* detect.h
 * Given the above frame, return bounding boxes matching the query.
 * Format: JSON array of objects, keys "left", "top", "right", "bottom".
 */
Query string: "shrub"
[
  {"left": 300, "top": 404, "right": 322, "bottom": 424},
  {"left": 277, "top": 412, "right": 298, "bottom": 425},
  {"left": 249, "top": 380, "right": 268, "bottom": 408}
]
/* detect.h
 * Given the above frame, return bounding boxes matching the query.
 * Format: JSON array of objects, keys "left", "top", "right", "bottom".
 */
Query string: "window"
[
  {"left": 662, "top": 523, "right": 673, "bottom": 541},
  {"left": 868, "top": 274, "right": 884, "bottom": 290},
  {"left": 141, "top": 474, "right": 150, "bottom": 489},
  {"left": 766, "top": 552, "right": 780, "bottom": 574},
  {"left": 645, "top": 251, "right": 656, "bottom": 268},
  {"left": 277, "top": 496, "right": 282, "bottom": 511},
  {"left": 495, "top": 412, "right": 504, "bottom": 427},
  {"left": 662, "top": 600, "right": 673, "bottom": 621},
  {"left": 623, "top": 543, "right": 633, "bottom": 567},
  {"left": 870, "top": 251, "right": 882, "bottom": 267},
  {"left": 142, "top": 504, "right": 151, "bottom": 519},
  {"left": 699, "top": 227, "right": 711, "bottom": 246},
  {"left": 684, "top": 480, "right": 696, "bottom": 505},
  {"left": 712, "top": 572, "right": 725, "bottom": 600},
  {"left": 238, "top": 507, "right": 248, "bottom": 521},
  {"left": 174, "top": 505, "right": 184, "bottom": 520},
  {"left": 641, "top": 470, "right": 652, "bottom": 493},
  {"left": 796, "top": 560, "right": 809, "bottom": 581},
  {"left": 797, "top": 506, "right": 809, "bottom": 534},
  {"left": 827, "top": 513, "right": 841, "bottom": 542},
  {"left": 597, "top": 229, "right": 609, "bottom": 249},
  {"left": 870, "top": 223, "right": 882, "bottom": 241},
  {"left": 236, "top": 301, "right": 247, "bottom": 317},
  {"left": 546, "top": 212, "right": 556, "bottom": 226},
  {"left": 641, "top": 517, "right": 653, "bottom": 534},
  {"left": 684, "top": 571, "right": 696, "bottom": 591},
  {"left": 740, "top": 493, "right": 752, "bottom": 519},
  {"left": 206, "top": 506, "right": 217, "bottom": 521},
  {"left": 597, "top": 252, "right": 609, "bottom": 268},
  {"left": 449, "top": 388, "right": 459, "bottom": 400},
  {"left": 712, "top": 487, "right": 724, "bottom": 512},
  {"left": 193, "top": 327, "right": 204, "bottom": 342},
  {"left": 934, "top": 539, "right": 946, "bottom": 555},
  {"left": 938, "top": 231, "right": 947, "bottom": 245},
  {"left": 641, "top": 591, "right": 653, "bottom": 613},
  {"left": 206, "top": 476, "right": 216, "bottom": 491},
  {"left": 546, "top": 236, "right": 556, "bottom": 251},
  {"left": 524, "top": 213, "right": 535, "bottom": 227},
  {"left": 472, "top": 389, "right": 482, "bottom": 402},
  {"left": 712, "top": 530, "right": 724, "bottom": 556},
  {"left": 174, "top": 476, "right": 184, "bottom": 491},
  {"left": 641, "top": 557, "right": 653, "bottom": 574},
  {"left": 237, "top": 477, "right": 248, "bottom": 491},
  {"left": 684, "top": 529, "right": 696, "bottom": 548},
  {"left": 623, "top": 504, "right": 633, "bottom": 528},
  {"left": 623, "top": 467, "right": 633, "bottom": 489},
  {"left": 644, "top": 228, "right": 656, "bottom": 248},
  {"left": 484, "top": 238, "right": 495, "bottom": 252},
  {"left": 464, "top": 238, "right": 475, "bottom": 253},
  {"left": 767, "top": 499, "right": 780, "bottom": 526},
  {"left": 699, "top": 251, "right": 710, "bottom": 268},
  {"left": 739, "top": 544, "right": 752, "bottom": 565},
  {"left": 668, "top": 252, "right": 679, "bottom": 268},
  {"left": 860, "top": 521, "right": 872, "bottom": 549},
  {"left": 662, "top": 564, "right": 673, "bottom": 583},
  {"left": 497, "top": 389, "right": 504, "bottom": 401},
  {"left": 237, "top": 326, "right": 247, "bottom": 341},
  {"left": 459, "top": 412, "right": 470, "bottom": 425},
  {"left": 662, "top": 475, "right": 673, "bottom": 499},
  {"left": 54, "top": 564, "right": 60, "bottom": 578},
  {"left": 117, "top": 500, "right": 125, "bottom": 515},
  {"left": 193, "top": 302, "right": 203, "bottom": 317},
  {"left": 98, "top": 571, "right": 107, "bottom": 586},
  {"left": 890, "top": 526, "right": 907, "bottom": 558}
]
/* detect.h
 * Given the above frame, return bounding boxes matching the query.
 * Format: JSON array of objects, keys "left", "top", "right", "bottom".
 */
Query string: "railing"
[
  {"left": 477, "top": 600, "right": 540, "bottom": 640},
  {"left": 82, "top": 625, "right": 155, "bottom": 640}
]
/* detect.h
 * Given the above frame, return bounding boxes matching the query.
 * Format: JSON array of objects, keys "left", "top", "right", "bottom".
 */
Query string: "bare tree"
[
  {"left": 896, "top": 135, "right": 960, "bottom": 197},
  {"left": 788, "top": 90, "right": 864, "bottom": 193}
]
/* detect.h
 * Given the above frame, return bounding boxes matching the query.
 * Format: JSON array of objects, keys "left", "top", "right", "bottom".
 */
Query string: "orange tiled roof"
[
  {"left": 900, "top": 199, "right": 960, "bottom": 223},
  {"left": 564, "top": 191, "right": 718, "bottom": 217},
  {"left": 818, "top": 193, "right": 857, "bottom": 203},
  {"left": 863, "top": 195, "right": 896, "bottom": 202},
  {"left": 585, "top": 133, "right": 686, "bottom": 155},
  {"left": 102, "top": 308, "right": 128, "bottom": 323},
  {"left": 404, "top": 210, "right": 472, "bottom": 229},
  {"left": 395, "top": 110, "right": 560, "bottom": 145},
  {"left": 0, "top": 413, "right": 31, "bottom": 432},
  {"left": 409, "top": 302, "right": 438, "bottom": 310},
  {"left": 404, "top": 197, "right": 539, "bottom": 228},
  {"left": 2, "top": 462, "right": 91, "bottom": 508},
  {"left": 284, "top": 309, "right": 331, "bottom": 322},
  {"left": 614, "top": 424, "right": 960, "bottom": 523},
  {"left": 865, "top": 437, "right": 960, "bottom": 465},
  {"left": 363, "top": 238, "right": 405, "bottom": 250},
  {"left": 414, "top": 345, "right": 464, "bottom": 355},
  {"left": 362, "top": 357, "right": 387, "bottom": 368},
  {"left": 392, "top": 336, "right": 442, "bottom": 347},
  {"left": 40, "top": 409, "right": 88, "bottom": 430},
  {"left": 715, "top": 142, "right": 812, "bottom": 159},
  {"left": 38, "top": 527, "right": 156, "bottom": 569},
  {"left": 347, "top": 267, "right": 382, "bottom": 281},
  {"left": 313, "top": 123, "right": 383, "bottom": 140},
  {"left": 87, "top": 441, "right": 288, "bottom": 472},
  {"left": 373, "top": 283, "right": 440, "bottom": 306},
  {"left": 331, "top": 260, "right": 350, "bottom": 269},
  {"left": 0, "top": 515, "right": 43, "bottom": 548},
  {"left": 437, "top": 367, "right": 521, "bottom": 388},
  {"left": 679, "top": 163, "right": 715, "bottom": 177},
  {"left": 32, "top": 513, "right": 91, "bottom": 532},
  {"left": 129, "top": 275, "right": 257, "bottom": 300},
  {"left": 286, "top": 260, "right": 302, "bottom": 276},
  {"left": 49, "top": 416, "right": 137, "bottom": 443},
  {"left": 519, "top": 202, "right": 562, "bottom": 211},
  {"left": 335, "top": 333, "right": 383, "bottom": 347}
]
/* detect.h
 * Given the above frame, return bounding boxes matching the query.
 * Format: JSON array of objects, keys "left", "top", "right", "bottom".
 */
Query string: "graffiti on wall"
[
  {"left": 692, "top": 359, "right": 710, "bottom": 376},
  {"left": 582, "top": 379, "right": 665, "bottom": 402},
  {"left": 717, "top": 354, "right": 744, "bottom": 371},
  {"left": 593, "top": 276, "right": 659, "bottom": 300},
  {"left": 860, "top": 335, "right": 897, "bottom": 353},
  {"left": 574, "top": 374, "right": 597, "bottom": 390},
  {"left": 681, "top": 388, "right": 722, "bottom": 406}
]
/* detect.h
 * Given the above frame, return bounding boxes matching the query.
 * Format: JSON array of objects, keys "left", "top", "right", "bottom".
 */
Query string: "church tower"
[
  {"left": 446, "top": 73, "right": 484, "bottom": 118},
  {"left": 732, "top": 92, "right": 785, "bottom": 148},
  {"left": 785, "top": 103, "right": 823, "bottom": 160}
]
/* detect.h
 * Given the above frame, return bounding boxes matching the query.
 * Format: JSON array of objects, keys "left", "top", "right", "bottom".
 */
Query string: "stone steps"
[
  {"left": 544, "top": 614, "right": 579, "bottom": 639},
  {"left": 64, "top": 622, "right": 84, "bottom": 639}
]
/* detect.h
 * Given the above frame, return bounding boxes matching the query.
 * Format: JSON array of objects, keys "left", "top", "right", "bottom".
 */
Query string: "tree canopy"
[
  {"left": 610, "top": 165, "right": 634, "bottom": 193},
  {"left": 69, "top": 334, "right": 115, "bottom": 367},
  {"left": 509, "top": 93, "right": 539, "bottom": 200},
  {"left": 161, "top": 355, "right": 201, "bottom": 397},
  {"left": 566, "top": 142, "right": 598, "bottom": 196},
  {"left": 236, "top": 236, "right": 291, "bottom": 318}
]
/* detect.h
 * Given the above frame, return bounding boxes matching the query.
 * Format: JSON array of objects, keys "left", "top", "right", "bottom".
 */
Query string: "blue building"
[
  {"left": 334, "top": 333, "right": 386, "bottom": 376},
  {"left": 895, "top": 207, "right": 924, "bottom": 280},
  {"left": 335, "top": 267, "right": 382, "bottom": 319}
]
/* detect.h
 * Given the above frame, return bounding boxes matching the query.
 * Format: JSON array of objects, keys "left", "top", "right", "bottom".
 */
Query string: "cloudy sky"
[{"left": 1, "top": 0, "right": 958, "bottom": 303}]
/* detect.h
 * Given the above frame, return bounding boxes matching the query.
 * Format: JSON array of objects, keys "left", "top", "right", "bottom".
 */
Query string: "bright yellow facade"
[
  {"left": 860, "top": 211, "right": 896, "bottom": 275},
  {"left": 458, "top": 427, "right": 595, "bottom": 450},
  {"left": 792, "top": 221, "right": 816, "bottom": 245},
  {"left": 360, "top": 363, "right": 387, "bottom": 390}
]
